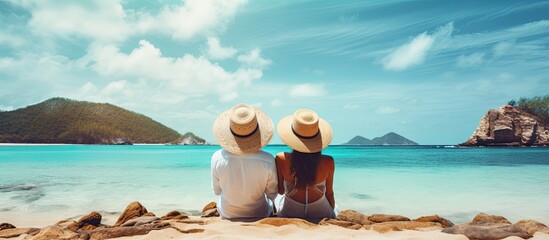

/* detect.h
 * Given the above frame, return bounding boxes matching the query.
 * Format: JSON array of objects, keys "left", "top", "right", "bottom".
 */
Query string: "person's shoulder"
[
  {"left": 254, "top": 150, "right": 274, "bottom": 159},
  {"left": 321, "top": 154, "right": 335, "bottom": 168},
  {"left": 211, "top": 149, "right": 228, "bottom": 161}
]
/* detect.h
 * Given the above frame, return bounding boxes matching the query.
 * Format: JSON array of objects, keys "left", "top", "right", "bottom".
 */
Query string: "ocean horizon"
[{"left": 1, "top": 145, "right": 548, "bottom": 228}]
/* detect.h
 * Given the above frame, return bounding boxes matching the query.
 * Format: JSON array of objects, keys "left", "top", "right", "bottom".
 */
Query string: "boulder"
[
  {"left": 365, "top": 221, "right": 442, "bottom": 233},
  {"left": 202, "top": 202, "right": 216, "bottom": 213},
  {"left": 0, "top": 228, "right": 40, "bottom": 238},
  {"left": 121, "top": 216, "right": 159, "bottom": 227},
  {"left": 414, "top": 215, "right": 454, "bottom": 228},
  {"left": 514, "top": 219, "right": 549, "bottom": 235},
  {"left": 442, "top": 222, "right": 532, "bottom": 240},
  {"left": 33, "top": 224, "right": 85, "bottom": 240},
  {"left": 77, "top": 211, "right": 102, "bottom": 229},
  {"left": 0, "top": 223, "right": 16, "bottom": 231},
  {"left": 319, "top": 218, "right": 362, "bottom": 230},
  {"left": 114, "top": 201, "right": 148, "bottom": 226},
  {"left": 368, "top": 214, "right": 410, "bottom": 223},
  {"left": 86, "top": 222, "right": 170, "bottom": 239},
  {"left": 143, "top": 212, "right": 156, "bottom": 217},
  {"left": 463, "top": 105, "right": 549, "bottom": 146},
  {"left": 255, "top": 218, "right": 316, "bottom": 229},
  {"left": 472, "top": 213, "right": 511, "bottom": 224},
  {"left": 336, "top": 210, "right": 373, "bottom": 225},
  {"left": 161, "top": 210, "right": 189, "bottom": 220}
]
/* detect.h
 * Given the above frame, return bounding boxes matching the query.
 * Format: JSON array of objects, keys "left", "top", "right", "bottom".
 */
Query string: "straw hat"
[
  {"left": 212, "top": 104, "right": 274, "bottom": 154},
  {"left": 277, "top": 109, "right": 332, "bottom": 153}
]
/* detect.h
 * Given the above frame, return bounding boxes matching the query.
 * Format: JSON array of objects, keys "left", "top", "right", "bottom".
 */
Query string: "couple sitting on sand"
[{"left": 211, "top": 104, "right": 338, "bottom": 221}]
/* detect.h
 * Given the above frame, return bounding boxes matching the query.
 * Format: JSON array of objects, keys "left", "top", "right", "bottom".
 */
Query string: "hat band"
[
  {"left": 231, "top": 125, "right": 259, "bottom": 138},
  {"left": 292, "top": 127, "right": 319, "bottom": 139}
]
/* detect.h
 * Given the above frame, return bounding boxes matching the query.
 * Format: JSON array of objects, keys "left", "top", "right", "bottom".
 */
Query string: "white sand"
[{"left": 112, "top": 217, "right": 471, "bottom": 240}]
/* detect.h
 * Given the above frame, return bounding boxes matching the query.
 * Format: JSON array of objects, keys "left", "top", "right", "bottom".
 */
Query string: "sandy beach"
[{"left": 2, "top": 201, "right": 549, "bottom": 240}]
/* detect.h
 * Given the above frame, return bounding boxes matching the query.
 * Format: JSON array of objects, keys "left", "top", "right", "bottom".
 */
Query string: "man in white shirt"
[{"left": 211, "top": 104, "right": 277, "bottom": 220}]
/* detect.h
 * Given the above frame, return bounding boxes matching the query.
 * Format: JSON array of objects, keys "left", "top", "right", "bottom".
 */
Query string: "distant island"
[
  {"left": 344, "top": 132, "right": 418, "bottom": 145},
  {"left": 0, "top": 97, "right": 206, "bottom": 145},
  {"left": 462, "top": 96, "right": 548, "bottom": 147}
]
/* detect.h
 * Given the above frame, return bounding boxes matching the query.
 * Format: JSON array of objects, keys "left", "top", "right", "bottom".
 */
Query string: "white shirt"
[{"left": 211, "top": 149, "right": 278, "bottom": 219}]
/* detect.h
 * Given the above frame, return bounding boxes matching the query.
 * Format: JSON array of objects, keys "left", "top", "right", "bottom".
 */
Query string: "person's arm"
[
  {"left": 324, "top": 156, "right": 336, "bottom": 209},
  {"left": 275, "top": 153, "right": 285, "bottom": 195},
  {"left": 265, "top": 154, "right": 278, "bottom": 200},
  {"left": 211, "top": 156, "right": 222, "bottom": 196}
]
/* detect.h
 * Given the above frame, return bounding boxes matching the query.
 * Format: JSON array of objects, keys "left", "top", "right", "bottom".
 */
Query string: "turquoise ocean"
[{"left": 1, "top": 145, "right": 548, "bottom": 227}]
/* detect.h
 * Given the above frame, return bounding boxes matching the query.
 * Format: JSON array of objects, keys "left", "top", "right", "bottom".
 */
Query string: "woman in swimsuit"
[{"left": 275, "top": 109, "right": 337, "bottom": 219}]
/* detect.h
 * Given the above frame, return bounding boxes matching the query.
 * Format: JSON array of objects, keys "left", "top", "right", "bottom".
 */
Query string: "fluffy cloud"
[
  {"left": 457, "top": 52, "right": 484, "bottom": 67},
  {"left": 289, "top": 84, "right": 326, "bottom": 97},
  {"left": 206, "top": 37, "right": 237, "bottom": 60},
  {"left": 154, "top": 0, "right": 247, "bottom": 40},
  {"left": 238, "top": 48, "right": 272, "bottom": 68},
  {"left": 382, "top": 23, "right": 453, "bottom": 71},
  {"left": 14, "top": 0, "right": 247, "bottom": 43},
  {"left": 85, "top": 40, "right": 265, "bottom": 102}
]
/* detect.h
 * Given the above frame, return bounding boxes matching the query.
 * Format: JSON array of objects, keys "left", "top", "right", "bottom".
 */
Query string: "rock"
[
  {"left": 472, "top": 213, "right": 512, "bottom": 224},
  {"left": 0, "top": 223, "right": 16, "bottom": 231},
  {"left": 161, "top": 210, "right": 189, "bottom": 220},
  {"left": 514, "top": 219, "right": 549, "bottom": 235},
  {"left": 255, "top": 218, "right": 316, "bottom": 228},
  {"left": 121, "top": 216, "right": 160, "bottom": 227},
  {"left": 109, "top": 137, "right": 132, "bottom": 145},
  {"left": 463, "top": 105, "right": 549, "bottom": 146},
  {"left": 365, "top": 221, "right": 443, "bottom": 233},
  {"left": 77, "top": 211, "right": 102, "bottom": 229},
  {"left": 114, "top": 201, "right": 148, "bottom": 226},
  {"left": 368, "top": 214, "right": 410, "bottom": 223},
  {"left": 414, "top": 215, "right": 454, "bottom": 228},
  {"left": 336, "top": 210, "right": 373, "bottom": 225},
  {"left": 33, "top": 224, "right": 85, "bottom": 240},
  {"left": 202, "top": 202, "right": 216, "bottom": 213},
  {"left": 0, "top": 228, "right": 40, "bottom": 238},
  {"left": 442, "top": 222, "right": 532, "bottom": 240},
  {"left": 143, "top": 212, "right": 156, "bottom": 217},
  {"left": 86, "top": 222, "right": 170, "bottom": 239},
  {"left": 201, "top": 208, "right": 219, "bottom": 218},
  {"left": 319, "top": 218, "right": 362, "bottom": 230}
]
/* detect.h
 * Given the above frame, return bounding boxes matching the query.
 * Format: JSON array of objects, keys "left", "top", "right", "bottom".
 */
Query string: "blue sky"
[{"left": 1, "top": 0, "right": 548, "bottom": 145}]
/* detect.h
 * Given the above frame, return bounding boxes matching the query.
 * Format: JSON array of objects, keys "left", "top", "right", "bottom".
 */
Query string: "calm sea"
[{"left": 1, "top": 145, "right": 548, "bottom": 227}]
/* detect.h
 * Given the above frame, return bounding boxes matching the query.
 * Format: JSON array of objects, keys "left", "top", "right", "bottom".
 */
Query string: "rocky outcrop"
[
  {"left": 114, "top": 201, "right": 149, "bottom": 226},
  {"left": 201, "top": 201, "right": 219, "bottom": 218},
  {"left": 77, "top": 211, "right": 102, "bottom": 230},
  {"left": 414, "top": 215, "right": 454, "bottom": 228},
  {"left": 442, "top": 222, "right": 532, "bottom": 240},
  {"left": 514, "top": 219, "right": 549, "bottom": 235},
  {"left": 463, "top": 105, "right": 549, "bottom": 146},
  {"left": 0, "top": 223, "right": 16, "bottom": 231},
  {"left": 472, "top": 213, "right": 511, "bottom": 224},
  {"left": 179, "top": 132, "right": 207, "bottom": 145}
]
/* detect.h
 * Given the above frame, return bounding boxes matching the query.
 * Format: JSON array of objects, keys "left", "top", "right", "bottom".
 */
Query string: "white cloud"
[
  {"left": 270, "top": 98, "right": 282, "bottom": 107},
  {"left": 382, "top": 22, "right": 453, "bottom": 71},
  {"left": 15, "top": 0, "right": 247, "bottom": 43},
  {"left": 0, "top": 32, "right": 26, "bottom": 48},
  {"left": 25, "top": 1, "right": 130, "bottom": 42},
  {"left": 86, "top": 40, "right": 264, "bottom": 102},
  {"left": 457, "top": 52, "right": 484, "bottom": 67},
  {"left": 375, "top": 106, "right": 401, "bottom": 115},
  {"left": 343, "top": 103, "right": 360, "bottom": 110},
  {"left": 206, "top": 37, "right": 237, "bottom": 60},
  {"left": 103, "top": 80, "right": 126, "bottom": 95},
  {"left": 237, "top": 48, "right": 272, "bottom": 68},
  {"left": 153, "top": 0, "right": 247, "bottom": 40},
  {"left": 493, "top": 40, "right": 515, "bottom": 57},
  {"left": 289, "top": 84, "right": 326, "bottom": 97}
]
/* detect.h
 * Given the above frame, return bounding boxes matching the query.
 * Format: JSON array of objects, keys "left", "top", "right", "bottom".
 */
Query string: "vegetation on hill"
[
  {"left": 508, "top": 95, "right": 549, "bottom": 124},
  {"left": 0, "top": 98, "right": 187, "bottom": 144}
]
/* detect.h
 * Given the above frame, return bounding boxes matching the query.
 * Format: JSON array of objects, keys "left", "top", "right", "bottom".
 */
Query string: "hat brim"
[
  {"left": 213, "top": 108, "right": 274, "bottom": 154},
  {"left": 277, "top": 115, "right": 332, "bottom": 153}
]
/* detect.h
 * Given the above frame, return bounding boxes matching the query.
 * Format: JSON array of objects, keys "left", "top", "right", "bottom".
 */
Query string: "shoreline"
[{"left": 1, "top": 201, "right": 548, "bottom": 240}]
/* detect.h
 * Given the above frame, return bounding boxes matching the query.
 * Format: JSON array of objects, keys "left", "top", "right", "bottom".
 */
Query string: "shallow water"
[{"left": 0, "top": 145, "right": 548, "bottom": 226}]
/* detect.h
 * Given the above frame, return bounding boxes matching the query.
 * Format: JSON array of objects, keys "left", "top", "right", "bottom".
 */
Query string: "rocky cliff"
[{"left": 463, "top": 105, "right": 549, "bottom": 146}]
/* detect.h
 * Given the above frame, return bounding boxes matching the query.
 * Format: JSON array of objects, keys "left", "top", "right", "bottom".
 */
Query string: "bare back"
[{"left": 275, "top": 152, "right": 335, "bottom": 208}]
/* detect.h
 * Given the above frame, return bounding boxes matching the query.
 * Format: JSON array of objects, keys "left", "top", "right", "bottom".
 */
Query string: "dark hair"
[{"left": 290, "top": 150, "right": 321, "bottom": 189}]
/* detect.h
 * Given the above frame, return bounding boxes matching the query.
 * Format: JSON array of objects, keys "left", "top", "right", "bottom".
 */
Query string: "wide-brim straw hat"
[
  {"left": 277, "top": 109, "right": 332, "bottom": 153},
  {"left": 213, "top": 104, "right": 274, "bottom": 154}
]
